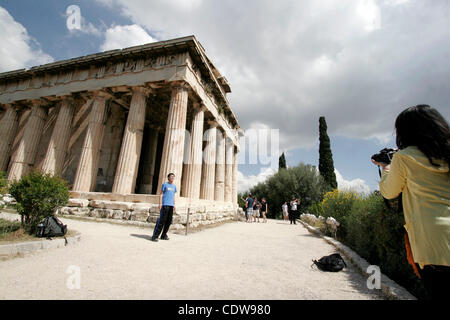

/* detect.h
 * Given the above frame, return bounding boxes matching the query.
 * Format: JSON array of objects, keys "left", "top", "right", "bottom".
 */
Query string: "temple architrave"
[{"left": 0, "top": 36, "right": 243, "bottom": 229}]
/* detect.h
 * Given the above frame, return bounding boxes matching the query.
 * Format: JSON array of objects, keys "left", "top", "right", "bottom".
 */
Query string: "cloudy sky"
[{"left": 1, "top": 0, "right": 449, "bottom": 194}]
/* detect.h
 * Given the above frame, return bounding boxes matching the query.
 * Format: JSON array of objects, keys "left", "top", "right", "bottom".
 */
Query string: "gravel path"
[{"left": 0, "top": 214, "right": 383, "bottom": 300}]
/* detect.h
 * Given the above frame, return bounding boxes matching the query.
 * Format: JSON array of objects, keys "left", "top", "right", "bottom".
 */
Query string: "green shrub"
[
  {"left": 345, "top": 194, "right": 382, "bottom": 264},
  {"left": 305, "top": 189, "right": 429, "bottom": 299},
  {"left": 306, "top": 202, "right": 324, "bottom": 217},
  {"left": 319, "top": 189, "right": 360, "bottom": 239},
  {"left": 371, "top": 198, "right": 428, "bottom": 299},
  {"left": 9, "top": 171, "right": 70, "bottom": 235}
]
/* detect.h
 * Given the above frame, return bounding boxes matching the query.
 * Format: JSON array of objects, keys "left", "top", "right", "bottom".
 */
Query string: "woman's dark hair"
[{"left": 395, "top": 105, "right": 450, "bottom": 169}]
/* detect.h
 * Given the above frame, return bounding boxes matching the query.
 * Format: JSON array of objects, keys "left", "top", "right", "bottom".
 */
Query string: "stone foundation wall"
[{"left": 58, "top": 192, "right": 243, "bottom": 230}]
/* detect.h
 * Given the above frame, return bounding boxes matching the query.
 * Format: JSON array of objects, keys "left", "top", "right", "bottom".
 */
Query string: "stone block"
[
  {"left": 90, "top": 209, "right": 102, "bottom": 217},
  {"left": 149, "top": 206, "right": 160, "bottom": 214},
  {"left": 59, "top": 207, "right": 71, "bottom": 215},
  {"left": 131, "top": 203, "right": 151, "bottom": 211},
  {"left": 111, "top": 210, "right": 124, "bottom": 220},
  {"left": 70, "top": 207, "right": 90, "bottom": 216},
  {"left": 191, "top": 222, "right": 199, "bottom": 228},
  {"left": 104, "top": 201, "right": 133, "bottom": 211},
  {"left": 128, "top": 194, "right": 152, "bottom": 203},
  {"left": 123, "top": 211, "right": 133, "bottom": 220},
  {"left": 130, "top": 211, "right": 149, "bottom": 222},
  {"left": 171, "top": 215, "right": 181, "bottom": 224},
  {"left": 89, "top": 200, "right": 106, "bottom": 209},
  {"left": 68, "top": 199, "right": 89, "bottom": 207},
  {"left": 179, "top": 215, "right": 188, "bottom": 224}
]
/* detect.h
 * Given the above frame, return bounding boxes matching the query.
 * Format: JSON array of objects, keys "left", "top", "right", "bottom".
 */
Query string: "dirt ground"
[{"left": 0, "top": 212, "right": 383, "bottom": 300}]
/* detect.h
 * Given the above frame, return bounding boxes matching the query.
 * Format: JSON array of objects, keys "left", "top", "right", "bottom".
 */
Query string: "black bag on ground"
[
  {"left": 312, "top": 253, "right": 347, "bottom": 272},
  {"left": 36, "top": 216, "right": 67, "bottom": 238}
]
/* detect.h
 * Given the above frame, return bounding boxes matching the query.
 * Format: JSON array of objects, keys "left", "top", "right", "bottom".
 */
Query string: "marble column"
[
  {"left": 157, "top": 85, "right": 189, "bottom": 194},
  {"left": 7, "top": 101, "right": 47, "bottom": 181},
  {"left": 232, "top": 146, "right": 238, "bottom": 205},
  {"left": 72, "top": 91, "right": 110, "bottom": 192},
  {"left": 214, "top": 128, "right": 226, "bottom": 201},
  {"left": 41, "top": 97, "right": 76, "bottom": 176},
  {"left": 138, "top": 128, "right": 159, "bottom": 194},
  {"left": 181, "top": 103, "right": 205, "bottom": 199},
  {"left": 0, "top": 105, "right": 19, "bottom": 172},
  {"left": 112, "top": 87, "right": 150, "bottom": 194},
  {"left": 225, "top": 136, "right": 234, "bottom": 202},
  {"left": 200, "top": 121, "right": 217, "bottom": 200}
]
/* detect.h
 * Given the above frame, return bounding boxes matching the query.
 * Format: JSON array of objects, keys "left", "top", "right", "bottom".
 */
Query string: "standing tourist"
[
  {"left": 253, "top": 197, "right": 261, "bottom": 223},
  {"left": 151, "top": 173, "right": 177, "bottom": 242},
  {"left": 260, "top": 197, "right": 268, "bottom": 223},
  {"left": 371, "top": 105, "right": 450, "bottom": 300},
  {"left": 246, "top": 194, "right": 254, "bottom": 223},
  {"left": 282, "top": 202, "right": 289, "bottom": 221},
  {"left": 289, "top": 197, "right": 299, "bottom": 225}
]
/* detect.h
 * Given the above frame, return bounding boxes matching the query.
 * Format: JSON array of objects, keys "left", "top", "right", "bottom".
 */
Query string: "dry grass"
[{"left": 0, "top": 218, "right": 79, "bottom": 244}]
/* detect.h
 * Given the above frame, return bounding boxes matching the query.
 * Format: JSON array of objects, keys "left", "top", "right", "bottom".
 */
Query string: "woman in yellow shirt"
[{"left": 372, "top": 105, "right": 449, "bottom": 300}]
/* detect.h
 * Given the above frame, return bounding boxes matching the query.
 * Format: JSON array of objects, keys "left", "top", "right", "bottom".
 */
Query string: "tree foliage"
[
  {"left": 318, "top": 116, "right": 338, "bottom": 191},
  {"left": 278, "top": 152, "right": 287, "bottom": 170},
  {"left": 248, "top": 163, "right": 328, "bottom": 219}
]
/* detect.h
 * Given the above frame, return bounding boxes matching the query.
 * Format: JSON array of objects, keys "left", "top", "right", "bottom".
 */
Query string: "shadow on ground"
[{"left": 130, "top": 234, "right": 152, "bottom": 241}]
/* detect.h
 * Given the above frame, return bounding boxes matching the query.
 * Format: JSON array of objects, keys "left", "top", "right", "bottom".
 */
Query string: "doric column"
[
  {"left": 181, "top": 103, "right": 205, "bottom": 199},
  {"left": 214, "top": 128, "right": 226, "bottom": 201},
  {"left": 41, "top": 97, "right": 76, "bottom": 176},
  {"left": 232, "top": 146, "right": 238, "bottom": 205},
  {"left": 112, "top": 87, "right": 150, "bottom": 194},
  {"left": 225, "top": 135, "right": 234, "bottom": 202},
  {"left": 200, "top": 121, "right": 217, "bottom": 200},
  {"left": 157, "top": 84, "right": 189, "bottom": 194},
  {"left": 138, "top": 128, "right": 159, "bottom": 194},
  {"left": 0, "top": 105, "right": 19, "bottom": 171},
  {"left": 7, "top": 101, "right": 47, "bottom": 181},
  {"left": 72, "top": 91, "right": 110, "bottom": 192}
]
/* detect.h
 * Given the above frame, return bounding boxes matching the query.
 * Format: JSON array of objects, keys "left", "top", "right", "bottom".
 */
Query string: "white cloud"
[
  {"left": 0, "top": 6, "right": 53, "bottom": 72},
  {"left": 335, "top": 168, "right": 371, "bottom": 194},
  {"left": 100, "top": 24, "right": 157, "bottom": 51},
  {"left": 384, "top": 0, "right": 411, "bottom": 6},
  {"left": 94, "top": 0, "right": 450, "bottom": 152},
  {"left": 237, "top": 167, "right": 276, "bottom": 194},
  {"left": 356, "top": 0, "right": 381, "bottom": 32}
]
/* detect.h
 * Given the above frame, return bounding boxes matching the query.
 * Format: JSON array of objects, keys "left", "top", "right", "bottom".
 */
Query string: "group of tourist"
[
  {"left": 242, "top": 195, "right": 268, "bottom": 223},
  {"left": 242, "top": 195, "right": 301, "bottom": 224}
]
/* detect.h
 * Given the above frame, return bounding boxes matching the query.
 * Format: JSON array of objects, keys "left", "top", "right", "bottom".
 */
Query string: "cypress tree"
[
  {"left": 318, "top": 116, "right": 338, "bottom": 190},
  {"left": 279, "top": 152, "right": 287, "bottom": 170}
]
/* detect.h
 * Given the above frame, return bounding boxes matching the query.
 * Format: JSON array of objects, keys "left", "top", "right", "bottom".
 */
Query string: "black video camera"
[
  {"left": 371, "top": 148, "right": 397, "bottom": 165},
  {"left": 371, "top": 147, "right": 403, "bottom": 213}
]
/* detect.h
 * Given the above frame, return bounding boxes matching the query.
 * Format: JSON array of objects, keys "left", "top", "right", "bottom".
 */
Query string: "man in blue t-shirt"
[{"left": 151, "top": 173, "right": 177, "bottom": 242}]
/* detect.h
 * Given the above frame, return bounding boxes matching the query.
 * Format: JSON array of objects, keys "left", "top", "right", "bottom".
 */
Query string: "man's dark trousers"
[
  {"left": 289, "top": 209, "right": 297, "bottom": 224},
  {"left": 152, "top": 205, "right": 174, "bottom": 239}
]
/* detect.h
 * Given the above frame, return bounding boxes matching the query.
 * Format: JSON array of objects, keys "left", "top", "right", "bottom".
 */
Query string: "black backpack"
[
  {"left": 36, "top": 216, "right": 67, "bottom": 238},
  {"left": 312, "top": 253, "right": 347, "bottom": 272}
]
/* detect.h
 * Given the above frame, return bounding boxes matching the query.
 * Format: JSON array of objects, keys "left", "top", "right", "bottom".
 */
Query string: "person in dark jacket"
[{"left": 260, "top": 197, "right": 268, "bottom": 223}]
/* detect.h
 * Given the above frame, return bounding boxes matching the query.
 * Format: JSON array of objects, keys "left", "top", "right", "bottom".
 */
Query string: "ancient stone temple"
[{"left": 0, "top": 36, "right": 243, "bottom": 229}]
